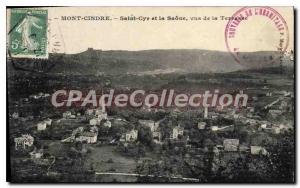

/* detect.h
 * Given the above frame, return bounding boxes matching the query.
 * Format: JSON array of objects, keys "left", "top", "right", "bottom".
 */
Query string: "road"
[{"left": 95, "top": 172, "right": 199, "bottom": 182}]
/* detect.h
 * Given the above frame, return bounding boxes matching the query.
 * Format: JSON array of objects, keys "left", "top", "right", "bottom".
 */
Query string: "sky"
[{"left": 43, "top": 7, "right": 294, "bottom": 54}]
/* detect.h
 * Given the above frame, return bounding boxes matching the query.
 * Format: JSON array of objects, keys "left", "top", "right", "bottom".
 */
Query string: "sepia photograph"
[{"left": 6, "top": 6, "right": 295, "bottom": 183}]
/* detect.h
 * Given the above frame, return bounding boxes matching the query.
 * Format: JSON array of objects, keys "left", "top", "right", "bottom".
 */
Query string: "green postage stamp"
[{"left": 8, "top": 9, "right": 48, "bottom": 59}]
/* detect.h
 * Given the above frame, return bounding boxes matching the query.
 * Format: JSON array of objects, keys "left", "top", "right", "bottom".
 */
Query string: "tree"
[
  {"left": 266, "top": 134, "right": 295, "bottom": 183},
  {"left": 138, "top": 126, "right": 153, "bottom": 148}
]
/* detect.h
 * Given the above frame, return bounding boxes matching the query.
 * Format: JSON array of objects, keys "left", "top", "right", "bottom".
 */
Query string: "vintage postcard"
[{"left": 6, "top": 7, "right": 295, "bottom": 183}]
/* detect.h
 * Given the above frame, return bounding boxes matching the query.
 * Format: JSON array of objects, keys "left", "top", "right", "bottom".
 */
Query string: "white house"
[
  {"left": 250, "top": 146, "right": 268, "bottom": 155},
  {"left": 97, "top": 112, "right": 107, "bottom": 121},
  {"left": 87, "top": 108, "right": 107, "bottom": 122},
  {"left": 86, "top": 109, "right": 94, "bottom": 116},
  {"left": 76, "top": 132, "right": 98, "bottom": 143},
  {"left": 266, "top": 92, "right": 272, "bottom": 97},
  {"left": 103, "top": 120, "right": 112, "bottom": 128},
  {"left": 63, "top": 111, "right": 72, "bottom": 119},
  {"left": 139, "top": 120, "right": 159, "bottom": 132},
  {"left": 170, "top": 126, "right": 184, "bottom": 139},
  {"left": 211, "top": 125, "right": 233, "bottom": 132},
  {"left": 30, "top": 149, "right": 44, "bottom": 159},
  {"left": 211, "top": 126, "right": 219, "bottom": 131},
  {"left": 70, "top": 115, "right": 76, "bottom": 119},
  {"left": 44, "top": 118, "right": 52, "bottom": 126},
  {"left": 198, "top": 122, "right": 206, "bottom": 130},
  {"left": 37, "top": 121, "right": 47, "bottom": 131},
  {"left": 120, "top": 130, "right": 138, "bottom": 142},
  {"left": 12, "top": 112, "right": 19, "bottom": 119},
  {"left": 89, "top": 118, "right": 100, "bottom": 126},
  {"left": 153, "top": 131, "right": 162, "bottom": 142},
  {"left": 87, "top": 103, "right": 108, "bottom": 121},
  {"left": 90, "top": 125, "right": 99, "bottom": 133},
  {"left": 246, "top": 119, "right": 257, "bottom": 126},
  {"left": 268, "top": 109, "right": 282, "bottom": 117},
  {"left": 14, "top": 134, "right": 34, "bottom": 149},
  {"left": 260, "top": 123, "right": 269, "bottom": 129},
  {"left": 223, "top": 139, "right": 239, "bottom": 152},
  {"left": 126, "top": 130, "right": 138, "bottom": 142},
  {"left": 272, "top": 127, "right": 281, "bottom": 134},
  {"left": 216, "top": 105, "right": 224, "bottom": 111}
]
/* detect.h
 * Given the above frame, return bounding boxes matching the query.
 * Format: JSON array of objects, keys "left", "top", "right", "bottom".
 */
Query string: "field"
[{"left": 84, "top": 145, "right": 138, "bottom": 182}]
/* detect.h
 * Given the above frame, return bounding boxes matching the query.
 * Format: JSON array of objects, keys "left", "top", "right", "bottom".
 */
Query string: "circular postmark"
[{"left": 225, "top": 7, "right": 289, "bottom": 65}]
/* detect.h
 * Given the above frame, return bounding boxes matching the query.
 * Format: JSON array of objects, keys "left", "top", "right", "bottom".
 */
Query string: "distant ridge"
[{"left": 9, "top": 48, "right": 293, "bottom": 75}]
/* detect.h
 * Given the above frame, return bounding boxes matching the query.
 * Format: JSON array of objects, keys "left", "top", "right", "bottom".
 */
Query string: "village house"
[
  {"left": 44, "top": 118, "right": 52, "bottom": 126},
  {"left": 19, "top": 116, "right": 34, "bottom": 122},
  {"left": 103, "top": 120, "right": 112, "bottom": 128},
  {"left": 198, "top": 122, "right": 206, "bottom": 130},
  {"left": 29, "top": 92, "right": 51, "bottom": 100},
  {"left": 61, "top": 127, "right": 98, "bottom": 143},
  {"left": 63, "top": 111, "right": 72, "bottom": 119},
  {"left": 171, "top": 108, "right": 182, "bottom": 116},
  {"left": 211, "top": 125, "right": 234, "bottom": 132},
  {"left": 213, "top": 145, "right": 223, "bottom": 154},
  {"left": 266, "top": 92, "right": 272, "bottom": 97},
  {"left": 153, "top": 131, "right": 162, "bottom": 143},
  {"left": 170, "top": 126, "right": 184, "bottom": 139},
  {"left": 75, "top": 131, "right": 98, "bottom": 143},
  {"left": 95, "top": 107, "right": 107, "bottom": 116},
  {"left": 138, "top": 119, "right": 163, "bottom": 143},
  {"left": 140, "top": 103, "right": 151, "bottom": 112},
  {"left": 268, "top": 109, "right": 283, "bottom": 117},
  {"left": 239, "top": 145, "right": 250, "bottom": 153},
  {"left": 89, "top": 118, "right": 100, "bottom": 126},
  {"left": 250, "top": 146, "right": 268, "bottom": 155},
  {"left": 260, "top": 121, "right": 272, "bottom": 129},
  {"left": 138, "top": 120, "right": 159, "bottom": 132},
  {"left": 29, "top": 94, "right": 40, "bottom": 99},
  {"left": 90, "top": 125, "right": 99, "bottom": 133},
  {"left": 211, "top": 126, "right": 219, "bottom": 131},
  {"left": 14, "top": 134, "right": 34, "bottom": 150},
  {"left": 86, "top": 102, "right": 107, "bottom": 119},
  {"left": 88, "top": 106, "right": 108, "bottom": 124},
  {"left": 262, "top": 86, "right": 269, "bottom": 90},
  {"left": 223, "top": 139, "right": 239, "bottom": 152},
  {"left": 272, "top": 127, "right": 281, "bottom": 134},
  {"left": 279, "top": 101, "right": 288, "bottom": 110},
  {"left": 120, "top": 130, "right": 138, "bottom": 142},
  {"left": 30, "top": 149, "right": 44, "bottom": 159},
  {"left": 96, "top": 111, "right": 107, "bottom": 121},
  {"left": 273, "top": 124, "right": 292, "bottom": 134},
  {"left": 211, "top": 114, "right": 218, "bottom": 119},
  {"left": 126, "top": 130, "right": 138, "bottom": 142},
  {"left": 260, "top": 122, "right": 289, "bottom": 134},
  {"left": 12, "top": 112, "right": 19, "bottom": 119},
  {"left": 86, "top": 109, "right": 94, "bottom": 116},
  {"left": 37, "top": 121, "right": 47, "bottom": 131},
  {"left": 216, "top": 105, "right": 224, "bottom": 111},
  {"left": 247, "top": 107, "right": 255, "bottom": 113},
  {"left": 246, "top": 119, "right": 257, "bottom": 126},
  {"left": 278, "top": 123, "right": 293, "bottom": 132},
  {"left": 37, "top": 118, "right": 52, "bottom": 131},
  {"left": 139, "top": 120, "right": 154, "bottom": 131}
]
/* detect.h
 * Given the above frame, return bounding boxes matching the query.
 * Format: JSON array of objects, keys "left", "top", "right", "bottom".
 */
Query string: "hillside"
[{"left": 8, "top": 49, "right": 294, "bottom": 75}]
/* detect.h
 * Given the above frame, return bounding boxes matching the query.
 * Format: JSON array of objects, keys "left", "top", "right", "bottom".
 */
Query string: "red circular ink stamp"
[{"left": 225, "top": 7, "right": 289, "bottom": 64}]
